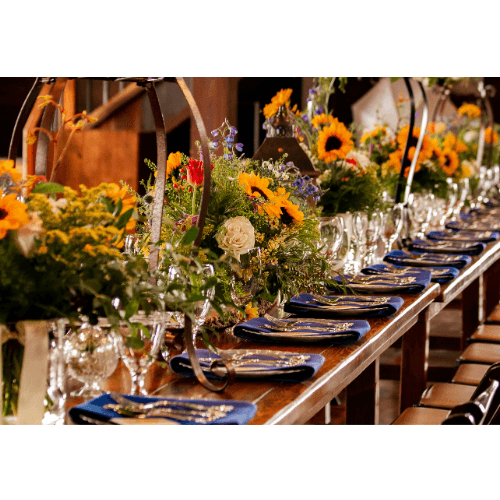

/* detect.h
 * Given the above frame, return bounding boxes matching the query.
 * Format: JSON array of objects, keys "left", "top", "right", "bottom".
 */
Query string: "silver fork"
[
  {"left": 310, "top": 294, "right": 388, "bottom": 305},
  {"left": 380, "top": 262, "right": 448, "bottom": 276}
]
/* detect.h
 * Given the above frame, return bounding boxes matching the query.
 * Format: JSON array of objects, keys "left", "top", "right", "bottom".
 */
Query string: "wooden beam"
[{"left": 85, "top": 83, "right": 145, "bottom": 129}]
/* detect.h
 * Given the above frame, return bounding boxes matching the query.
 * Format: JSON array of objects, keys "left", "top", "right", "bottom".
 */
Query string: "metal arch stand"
[
  {"left": 393, "top": 78, "right": 429, "bottom": 245},
  {"left": 8, "top": 77, "right": 235, "bottom": 393}
]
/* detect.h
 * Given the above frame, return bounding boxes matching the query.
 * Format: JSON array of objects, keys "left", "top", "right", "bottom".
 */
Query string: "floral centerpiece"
[
  {"left": 262, "top": 83, "right": 385, "bottom": 216},
  {"left": 133, "top": 120, "right": 335, "bottom": 323}
]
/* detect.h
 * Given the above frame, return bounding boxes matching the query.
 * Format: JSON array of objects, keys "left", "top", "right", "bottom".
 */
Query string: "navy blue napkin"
[
  {"left": 170, "top": 349, "right": 325, "bottom": 383},
  {"left": 362, "top": 263, "right": 459, "bottom": 284},
  {"left": 331, "top": 270, "right": 431, "bottom": 294},
  {"left": 409, "top": 238, "right": 486, "bottom": 256},
  {"left": 426, "top": 230, "right": 499, "bottom": 243},
  {"left": 69, "top": 393, "right": 257, "bottom": 425},
  {"left": 446, "top": 217, "right": 500, "bottom": 232},
  {"left": 233, "top": 316, "right": 370, "bottom": 345},
  {"left": 384, "top": 249, "right": 471, "bottom": 269},
  {"left": 284, "top": 293, "right": 404, "bottom": 318}
]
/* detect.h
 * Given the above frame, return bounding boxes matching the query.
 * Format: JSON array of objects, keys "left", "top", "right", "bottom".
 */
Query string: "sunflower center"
[
  {"left": 251, "top": 187, "right": 270, "bottom": 200},
  {"left": 325, "top": 135, "right": 342, "bottom": 152},
  {"left": 0, "top": 209, "right": 7, "bottom": 220},
  {"left": 281, "top": 207, "right": 294, "bottom": 224},
  {"left": 444, "top": 156, "right": 451, "bottom": 167}
]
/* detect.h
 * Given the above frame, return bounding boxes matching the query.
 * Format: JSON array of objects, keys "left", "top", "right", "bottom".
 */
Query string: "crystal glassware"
[
  {"left": 114, "top": 312, "right": 168, "bottom": 395},
  {"left": 453, "top": 178, "right": 470, "bottom": 218},
  {"left": 227, "top": 247, "right": 262, "bottom": 308},
  {"left": 317, "top": 216, "right": 345, "bottom": 274},
  {"left": 380, "top": 204, "right": 404, "bottom": 254},
  {"left": 167, "top": 263, "right": 215, "bottom": 348},
  {"left": 64, "top": 323, "right": 120, "bottom": 399},
  {"left": 363, "top": 210, "right": 383, "bottom": 267},
  {"left": 351, "top": 211, "right": 368, "bottom": 273},
  {"left": 408, "top": 193, "right": 433, "bottom": 239}
]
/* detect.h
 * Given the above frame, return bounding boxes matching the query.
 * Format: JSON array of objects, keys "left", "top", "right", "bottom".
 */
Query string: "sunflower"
[
  {"left": 260, "top": 199, "right": 283, "bottom": 219},
  {"left": 396, "top": 126, "right": 434, "bottom": 165},
  {"left": 455, "top": 140, "right": 468, "bottom": 153},
  {"left": 263, "top": 101, "right": 280, "bottom": 119},
  {"left": 0, "top": 159, "right": 22, "bottom": 183},
  {"left": 263, "top": 89, "right": 293, "bottom": 119},
  {"left": 0, "top": 194, "right": 31, "bottom": 239},
  {"left": 439, "top": 148, "right": 460, "bottom": 176},
  {"left": 316, "top": 120, "right": 353, "bottom": 163},
  {"left": 458, "top": 103, "right": 482, "bottom": 119},
  {"left": 311, "top": 113, "right": 335, "bottom": 129},
  {"left": 485, "top": 126, "right": 499, "bottom": 145},
  {"left": 427, "top": 122, "right": 447, "bottom": 135},
  {"left": 238, "top": 172, "right": 274, "bottom": 200},
  {"left": 279, "top": 199, "right": 304, "bottom": 224}
]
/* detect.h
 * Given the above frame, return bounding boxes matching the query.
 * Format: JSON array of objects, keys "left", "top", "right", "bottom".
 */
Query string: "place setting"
[
  {"left": 426, "top": 229, "right": 499, "bottom": 244},
  {"left": 68, "top": 392, "right": 258, "bottom": 425},
  {"left": 361, "top": 262, "right": 459, "bottom": 284},
  {"left": 330, "top": 269, "right": 432, "bottom": 294},
  {"left": 231, "top": 315, "right": 371, "bottom": 345},
  {"left": 408, "top": 238, "right": 486, "bottom": 256},
  {"left": 283, "top": 293, "right": 404, "bottom": 318},
  {"left": 169, "top": 347, "right": 325, "bottom": 382},
  {"left": 383, "top": 249, "right": 472, "bottom": 269}
]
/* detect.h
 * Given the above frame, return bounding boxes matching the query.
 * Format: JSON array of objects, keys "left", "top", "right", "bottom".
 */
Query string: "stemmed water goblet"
[
  {"left": 453, "top": 178, "right": 470, "bottom": 218},
  {"left": 113, "top": 312, "right": 168, "bottom": 395},
  {"left": 226, "top": 247, "right": 262, "bottom": 308},
  {"left": 317, "top": 216, "right": 345, "bottom": 275},
  {"left": 352, "top": 212, "right": 368, "bottom": 273},
  {"left": 166, "top": 263, "right": 216, "bottom": 349},
  {"left": 408, "top": 192, "right": 433, "bottom": 239},
  {"left": 362, "top": 210, "right": 383, "bottom": 267},
  {"left": 380, "top": 203, "right": 404, "bottom": 255}
]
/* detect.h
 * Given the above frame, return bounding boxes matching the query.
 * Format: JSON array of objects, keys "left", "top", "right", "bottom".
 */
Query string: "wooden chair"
[{"left": 392, "top": 362, "right": 500, "bottom": 425}]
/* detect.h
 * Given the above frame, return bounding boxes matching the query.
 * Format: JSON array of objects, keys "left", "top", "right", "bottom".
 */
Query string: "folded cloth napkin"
[
  {"left": 233, "top": 316, "right": 370, "bottom": 345},
  {"left": 384, "top": 249, "right": 472, "bottom": 269},
  {"left": 170, "top": 349, "right": 325, "bottom": 383},
  {"left": 69, "top": 393, "right": 257, "bottom": 425},
  {"left": 284, "top": 293, "right": 404, "bottom": 318},
  {"left": 426, "top": 230, "right": 499, "bottom": 243},
  {"left": 409, "top": 238, "right": 486, "bottom": 256},
  {"left": 361, "top": 263, "right": 459, "bottom": 284},
  {"left": 330, "top": 270, "right": 431, "bottom": 294},
  {"left": 446, "top": 218, "right": 500, "bottom": 232}
]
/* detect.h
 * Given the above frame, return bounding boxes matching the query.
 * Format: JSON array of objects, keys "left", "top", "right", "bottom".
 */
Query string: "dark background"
[{"left": 3, "top": 77, "right": 500, "bottom": 159}]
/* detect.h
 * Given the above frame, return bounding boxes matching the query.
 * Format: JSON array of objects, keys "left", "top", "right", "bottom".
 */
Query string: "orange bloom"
[
  {"left": 458, "top": 103, "right": 481, "bottom": 119},
  {"left": 439, "top": 148, "right": 460, "bottom": 176},
  {"left": 427, "top": 122, "right": 447, "bottom": 135},
  {"left": 485, "top": 127, "right": 499, "bottom": 145},
  {"left": 0, "top": 160, "right": 22, "bottom": 183},
  {"left": 311, "top": 113, "right": 335, "bottom": 129},
  {"left": 316, "top": 120, "right": 354, "bottom": 163},
  {"left": 0, "top": 194, "right": 30, "bottom": 239}
]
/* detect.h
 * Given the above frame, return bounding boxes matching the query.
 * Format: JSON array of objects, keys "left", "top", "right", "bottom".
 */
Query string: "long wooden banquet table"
[{"left": 66, "top": 238, "right": 500, "bottom": 425}]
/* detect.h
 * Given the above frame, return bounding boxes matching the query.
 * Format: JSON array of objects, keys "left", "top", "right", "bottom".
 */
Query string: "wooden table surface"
[{"left": 65, "top": 237, "right": 500, "bottom": 425}]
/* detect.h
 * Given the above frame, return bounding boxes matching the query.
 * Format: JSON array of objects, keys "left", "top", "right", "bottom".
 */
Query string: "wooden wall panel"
[{"left": 52, "top": 130, "right": 140, "bottom": 191}]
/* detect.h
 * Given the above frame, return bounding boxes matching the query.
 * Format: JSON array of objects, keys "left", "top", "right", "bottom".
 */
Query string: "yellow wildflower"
[
  {"left": 458, "top": 103, "right": 481, "bottom": 119},
  {"left": 0, "top": 159, "right": 22, "bottom": 183},
  {"left": 245, "top": 303, "right": 259, "bottom": 320}
]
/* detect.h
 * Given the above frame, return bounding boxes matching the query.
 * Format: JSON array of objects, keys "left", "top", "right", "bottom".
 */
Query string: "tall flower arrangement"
[{"left": 133, "top": 120, "right": 334, "bottom": 318}]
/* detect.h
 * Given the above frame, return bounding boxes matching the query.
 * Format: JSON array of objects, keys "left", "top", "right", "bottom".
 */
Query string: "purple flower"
[
  {"left": 224, "top": 154, "right": 233, "bottom": 161},
  {"left": 314, "top": 107, "right": 324, "bottom": 115},
  {"left": 308, "top": 88, "right": 317, "bottom": 95},
  {"left": 303, "top": 175, "right": 310, "bottom": 181},
  {"left": 211, "top": 141, "right": 219, "bottom": 148},
  {"left": 235, "top": 143, "right": 244, "bottom": 152},
  {"left": 211, "top": 129, "right": 219, "bottom": 137},
  {"left": 301, "top": 114, "right": 308, "bottom": 122},
  {"left": 230, "top": 126, "right": 238, "bottom": 136},
  {"left": 225, "top": 136, "right": 234, "bottom": 144}
]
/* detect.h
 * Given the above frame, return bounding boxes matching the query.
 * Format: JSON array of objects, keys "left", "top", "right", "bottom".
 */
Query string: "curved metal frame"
[{"left": 9, "top": 77, "right": 234, "bottom": 393}]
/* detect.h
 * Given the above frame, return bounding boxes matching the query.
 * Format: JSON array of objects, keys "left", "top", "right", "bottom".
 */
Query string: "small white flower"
[
  {"left": 48, "top": 197, "right": 68, "bottom": 214},
  {"left": 463, "top": 130, "right": 478, "bottom": 143},
  {"left": 15, "top": 212, "right": 44, "bottom": 257}
]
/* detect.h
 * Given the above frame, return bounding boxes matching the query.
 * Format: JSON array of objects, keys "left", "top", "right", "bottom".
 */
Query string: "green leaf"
[
  {"left": 115, "top": 208, "right": 134, "bottom": 230},
  {"left": 31, "top": 182, "right": 65, "bottom": 194},
  {"left": 390, "top": 77, "right": 401, "bottom": 83},
  {"left": 180, "top": 226, "right": 199, "bottom": 247},
  {"left": 113, "top": 198, "right": 123, "bottom": 217},
  {"left": 125, "top": 336, "right": 144, "bottom": 350},
  {"left": 125, "top": 300, "right": 139, "bottom": 319}
]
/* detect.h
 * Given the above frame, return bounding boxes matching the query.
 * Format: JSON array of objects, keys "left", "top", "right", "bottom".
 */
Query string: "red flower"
[
  {"left": 185, "top": 158, "right": 214, "bottom": 186},
  {"left": 346, "top": 158, "right": 357, "bottom": 166}
]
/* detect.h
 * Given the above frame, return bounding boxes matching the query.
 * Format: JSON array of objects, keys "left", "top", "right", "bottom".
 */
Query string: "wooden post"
[
  {"left": 462, "top": 276, "right": 481, "bottom": 350},
  {"left": 190, "top": 78, "right": 238, "bottom": 157},
  {"left": 346, "top": 359, "right": 380, "bottom": 425}
]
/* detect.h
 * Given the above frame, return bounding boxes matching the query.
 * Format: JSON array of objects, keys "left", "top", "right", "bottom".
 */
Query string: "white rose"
[
  {"left": 48, "top": 197, "right": 68, "bottom": 214},
  {"left": 463, "top": 130, "right": 478, "bottom": 143},
  {"left": 216, "top": 216, "right": 255, "bottom": 261}
]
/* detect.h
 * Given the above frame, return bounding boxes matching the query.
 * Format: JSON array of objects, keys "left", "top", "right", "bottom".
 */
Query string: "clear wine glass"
[
  {"left": 380, "top": 203, "right": 404, "bottom": 254},
  {"left": 352, "top": 212, "right": 368, "bottom": 273},
  {"left": 408, "top": 193, "right": 433, "bottom": 239},
  {"left": 167, "top": 263, "right": 215, "bottom": 348},
  {"left": 64, "top": 323, "right": 120, "bottom": 399},
  {"left": 227, "top": 247, "right": 262, "bottom": 308},
  {"left": 331, "top": 216, "right": 351, "bottom": 272},
  {"left": 317, "top": 216, "right": 344, "bottom": 273},
  {"left": 453, "top": 178, "right": 470, "bottom": 218},
  {"left": 114, "top": 312, "right": 167, "bottom": 395},
  {"left": 363, "top": 210, "right": 383, "bottom": 267}
]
